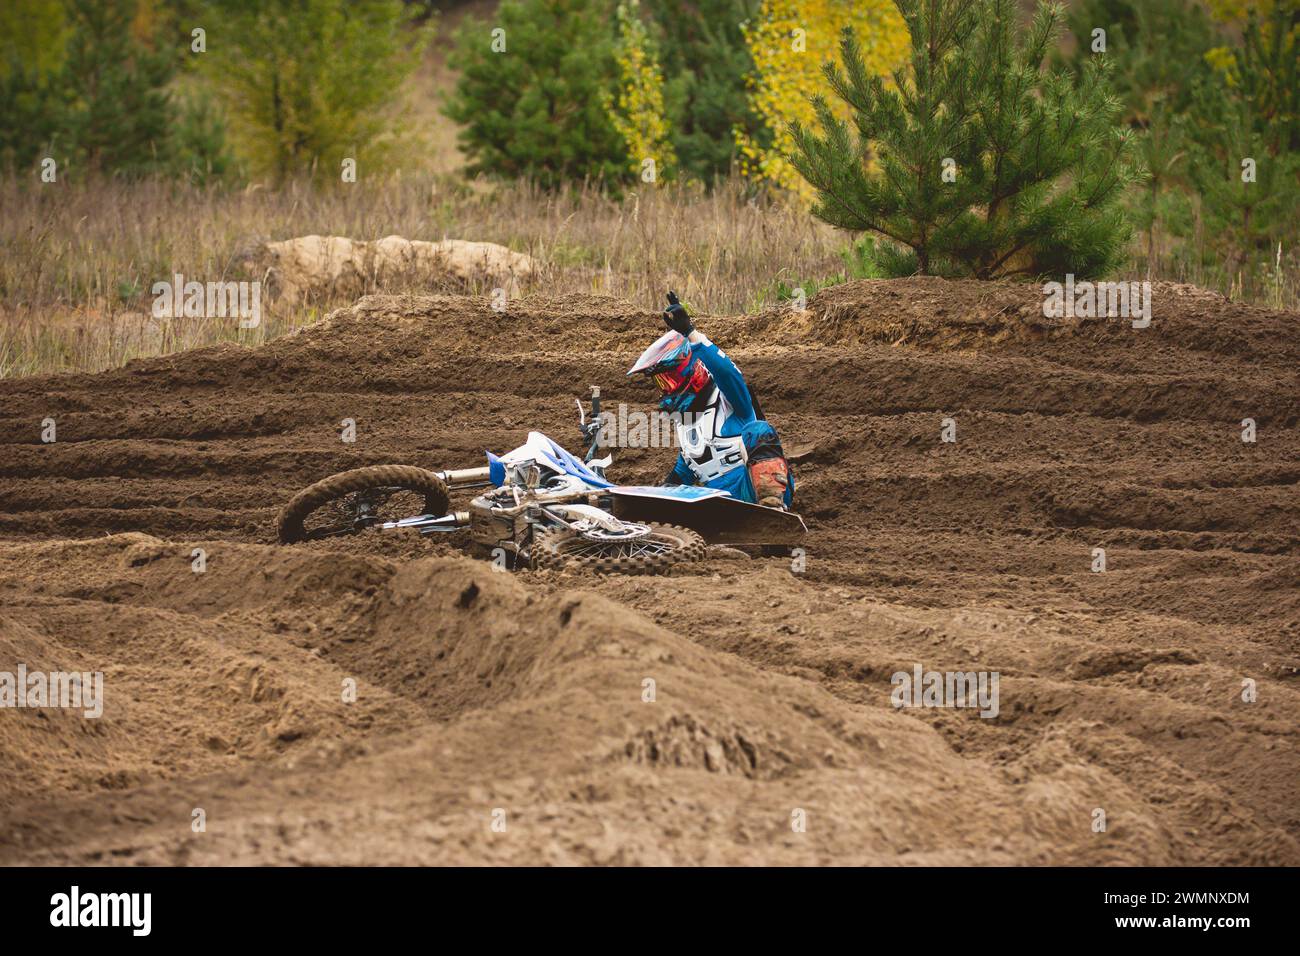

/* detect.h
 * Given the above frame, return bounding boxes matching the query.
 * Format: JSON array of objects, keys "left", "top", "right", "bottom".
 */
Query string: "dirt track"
[{"left": 1, "top": 276, "right": 1297, "bottom": 865}]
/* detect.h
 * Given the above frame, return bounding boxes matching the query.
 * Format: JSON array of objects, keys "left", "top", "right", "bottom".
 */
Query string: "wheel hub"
[{"left": 576, "top": 520, "right": 652, "bottom": 542}]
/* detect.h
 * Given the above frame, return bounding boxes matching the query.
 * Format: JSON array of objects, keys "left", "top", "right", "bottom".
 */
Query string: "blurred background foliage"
[{"left": 1, "top": 0, "right": 1298, "bottom": 334}]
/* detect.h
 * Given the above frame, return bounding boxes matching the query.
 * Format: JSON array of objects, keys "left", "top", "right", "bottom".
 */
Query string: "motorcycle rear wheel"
[{"left": 532, "top": 522, "right": 705, "bottom": 574}]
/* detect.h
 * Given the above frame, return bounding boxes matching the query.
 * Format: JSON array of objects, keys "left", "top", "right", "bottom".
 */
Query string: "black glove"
[{"left": 662, "top": 291, "right": 693, "bottom": 336}]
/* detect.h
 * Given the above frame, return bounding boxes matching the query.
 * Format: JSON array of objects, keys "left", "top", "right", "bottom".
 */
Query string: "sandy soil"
[{"left": 0, "top": 277, "right": 1297, "bottom": 865}]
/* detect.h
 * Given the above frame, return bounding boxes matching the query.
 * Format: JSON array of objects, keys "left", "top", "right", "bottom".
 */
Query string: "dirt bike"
[{"left": 276, "top": 387, "right": 805, "bottom": 573}]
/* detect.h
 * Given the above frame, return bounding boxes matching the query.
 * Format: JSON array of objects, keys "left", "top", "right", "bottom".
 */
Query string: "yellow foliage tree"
[
  {"left": 606, "top": 0, "right": 676, "bottom": 183},
  {"left": 738, "top": 0, "right": 909, "bottom": 197}
]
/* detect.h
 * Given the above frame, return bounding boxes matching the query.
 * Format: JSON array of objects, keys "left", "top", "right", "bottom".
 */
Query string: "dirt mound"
[
  {"left": 246, "top": 235, "right": 539, "bottom": 303},
  {"left": 754, "top": 276, "right": 1300, "bottom": 369},
  {"left": 0, "top": 277, "right": 1296, "bottom": 864},
  {"left": 7, "top": 536, "right": 1287, "bottom": 865},
  {"left": 0, "top": 535, "right": 420, "bottom": 809}
]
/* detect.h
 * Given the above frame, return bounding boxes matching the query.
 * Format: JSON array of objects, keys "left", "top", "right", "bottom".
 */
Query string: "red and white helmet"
[{"left": 628, "top": 331, "right": 711, "bottom": 412}]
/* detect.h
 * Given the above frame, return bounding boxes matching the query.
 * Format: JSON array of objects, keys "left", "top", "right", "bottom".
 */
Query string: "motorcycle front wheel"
[{"left": 277, "top": 465, "right": 450, "bottom": 543}]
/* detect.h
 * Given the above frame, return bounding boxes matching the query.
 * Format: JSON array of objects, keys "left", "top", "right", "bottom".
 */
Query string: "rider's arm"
[
  {"left": 688, "top": 331, "right": 755, "bottom": 422},
  {"left": 661, "top": 291, "right": 756, "bottom": 423}
]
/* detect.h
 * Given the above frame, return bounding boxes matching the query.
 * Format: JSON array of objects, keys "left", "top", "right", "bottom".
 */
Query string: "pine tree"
[
  {"left": 201, "top": 0, "right": 428, "bottom": 182},
  {"left": 649, "top": 0, "right": 768, "bottom": 183},
  {"left": 445, "top": 0, "right": 627, "bottom": 189},
  {"left": 1187, "top": 0, "right": 1300, "bottom": 282},
  {"left": 788, "top": 0, "right": 1144, "bottom": 279},
  {"left": 1060, "top": 0, "right": 1217, "bottom": 275},
  {"left": 59, "top": 0, "right": 178, "bottom": 176},
  {"left": 0, "top": 0, "right": 72, "bottom": 171},
  {"left": 170, "top": 87, "right": 240, "bottom": 185}
]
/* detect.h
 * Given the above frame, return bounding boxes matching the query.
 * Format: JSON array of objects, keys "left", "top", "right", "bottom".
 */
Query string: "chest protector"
[{"left": 676, "top": 393, "right": 747, "bottom": 482}]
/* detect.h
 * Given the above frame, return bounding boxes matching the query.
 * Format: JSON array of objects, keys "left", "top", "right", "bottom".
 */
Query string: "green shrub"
[{"left": 445, "top": 0, "right": 627, "bottom": 189}]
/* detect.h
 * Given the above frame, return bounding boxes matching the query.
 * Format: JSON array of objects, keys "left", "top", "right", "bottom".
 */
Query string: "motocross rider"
[{"left": 628, "top": 292, "right": 794, "bottom": 509}]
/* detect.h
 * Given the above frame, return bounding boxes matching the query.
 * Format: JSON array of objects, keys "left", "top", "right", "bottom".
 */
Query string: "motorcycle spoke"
[{"left": 561, "top": 534, "right": 675, "bottom": 561}]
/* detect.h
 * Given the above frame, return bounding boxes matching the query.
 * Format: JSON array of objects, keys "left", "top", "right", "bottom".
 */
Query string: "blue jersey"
[{"left": 666, "top": 339, "right": 793, "bottom": 507}]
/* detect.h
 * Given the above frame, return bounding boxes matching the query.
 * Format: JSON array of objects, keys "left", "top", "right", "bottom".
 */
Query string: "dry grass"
[
  {"left": 0, "top": 175, "right": 845, "bottom": 377},
  {"left": 1124, "top": 234, "right": 1300, "bottom": 315},
  {"left": 2, "top": 172, "right": 1294, "bottom": 378}
]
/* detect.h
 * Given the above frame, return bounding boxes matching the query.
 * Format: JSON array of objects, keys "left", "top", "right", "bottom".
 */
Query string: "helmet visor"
[
  {"left": 652, "top": 369, "right": 685, "bottom": 393},
  {"left": 654, "top": 357, "right": 710, "bottom": 407}
]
